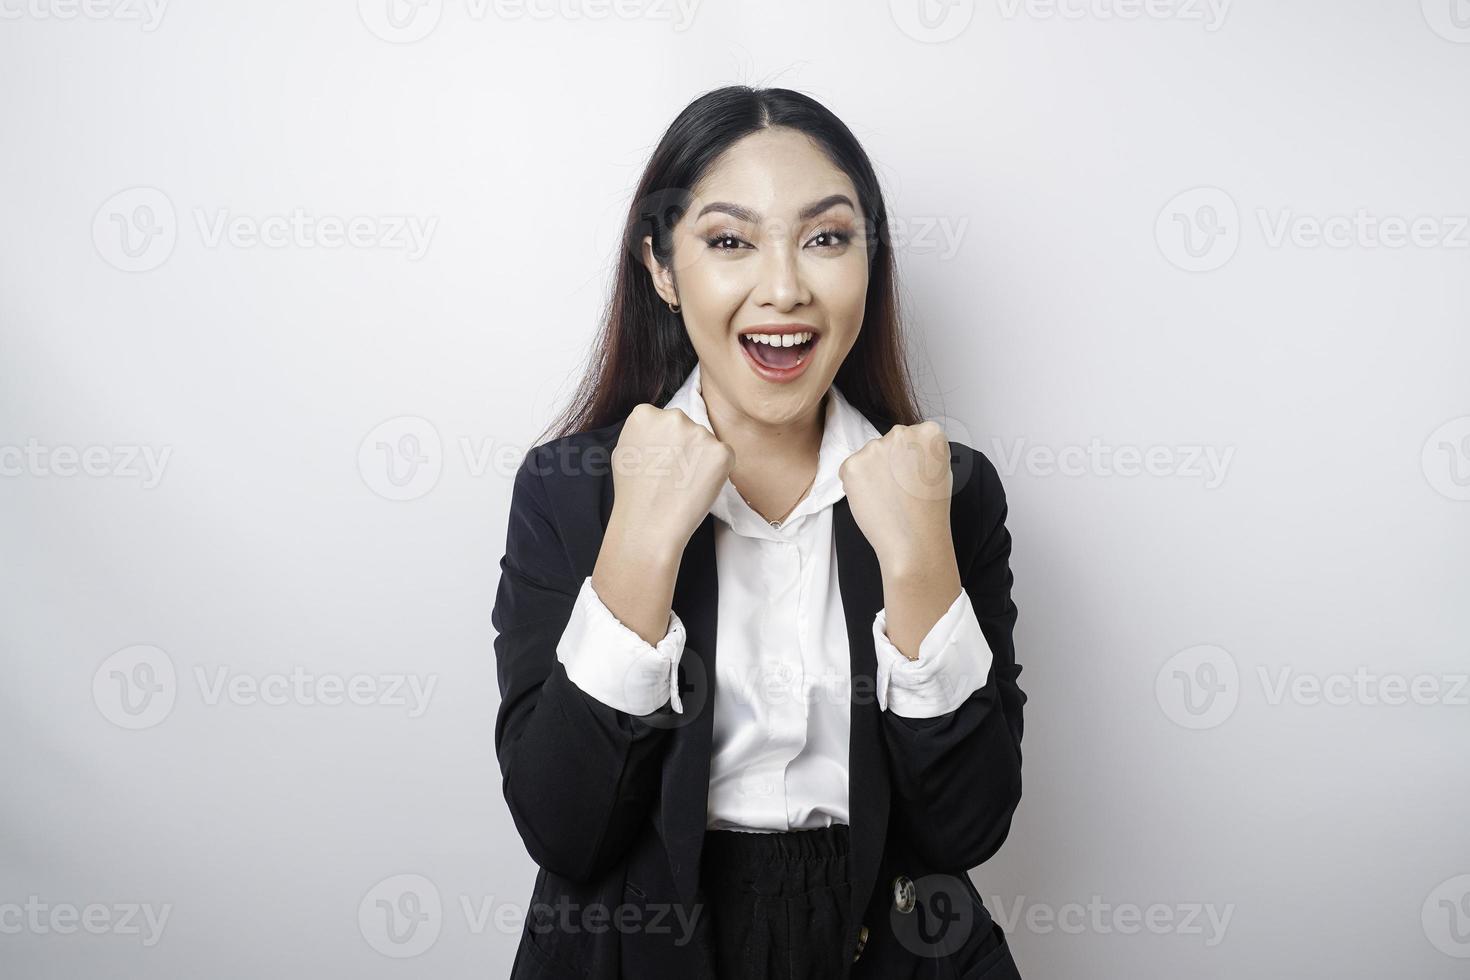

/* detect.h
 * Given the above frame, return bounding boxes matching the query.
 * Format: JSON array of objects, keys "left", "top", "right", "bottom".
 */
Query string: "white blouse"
[{"left": 555, "top": 362, "right": 994, "bottom": 833}]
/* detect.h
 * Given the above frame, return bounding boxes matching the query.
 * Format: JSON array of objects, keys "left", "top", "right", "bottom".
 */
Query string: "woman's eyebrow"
[{"left": 695, "top": 194, "right": 856, "bottom": 223}]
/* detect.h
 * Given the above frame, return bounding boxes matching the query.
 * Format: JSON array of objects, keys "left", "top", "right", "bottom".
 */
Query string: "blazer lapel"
[
  {"left": 833, "top": 494, "right": 892, "bottom": 933},
  {"left": 662, "top": 511, "right": 720, "bottom": 911}
]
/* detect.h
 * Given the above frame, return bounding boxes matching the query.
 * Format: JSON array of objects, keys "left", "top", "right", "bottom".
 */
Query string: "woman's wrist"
[{"left": 601, "top": 509, "right": 686, "bottom": 577}]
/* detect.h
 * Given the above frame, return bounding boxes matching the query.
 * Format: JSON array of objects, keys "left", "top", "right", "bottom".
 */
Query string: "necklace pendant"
[{"left": 770, "top": 519, "right": 781, "bottom": 528}]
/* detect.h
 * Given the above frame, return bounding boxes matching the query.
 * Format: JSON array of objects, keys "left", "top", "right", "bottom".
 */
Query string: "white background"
[{"left": 2, "top": 1, "right": 1468, "bottom": 977}]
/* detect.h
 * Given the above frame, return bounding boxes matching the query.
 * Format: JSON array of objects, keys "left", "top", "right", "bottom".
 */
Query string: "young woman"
[{"left": 492, "top": 85, "right": 1026, "bottom": 980}]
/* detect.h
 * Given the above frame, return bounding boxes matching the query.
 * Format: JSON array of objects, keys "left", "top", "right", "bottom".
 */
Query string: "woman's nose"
[{"left": 754, "top": 242, "right": 809, "bottom": 310}]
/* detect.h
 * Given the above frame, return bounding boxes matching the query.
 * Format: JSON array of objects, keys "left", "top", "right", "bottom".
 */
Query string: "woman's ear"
[{"left": 640, "top": 235, "right": 678, "bottom": 307}]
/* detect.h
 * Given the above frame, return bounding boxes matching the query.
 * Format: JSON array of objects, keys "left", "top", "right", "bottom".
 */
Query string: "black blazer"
[{"left": 492, "top": 406, "right": 1027, "bottom": 979}]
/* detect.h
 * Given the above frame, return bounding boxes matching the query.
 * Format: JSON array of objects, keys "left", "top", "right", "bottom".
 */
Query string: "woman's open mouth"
[{"left": 738, "top": 328, "right": 818, "bottom": 383}]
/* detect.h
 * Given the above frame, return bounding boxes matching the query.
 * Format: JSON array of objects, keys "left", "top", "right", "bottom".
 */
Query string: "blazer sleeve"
[
  {"left": 879, "top": 447, "right": 1027, "bottom": 871},
  {"left": 492, "top": 447, "right": 675, "bottom": 883}
]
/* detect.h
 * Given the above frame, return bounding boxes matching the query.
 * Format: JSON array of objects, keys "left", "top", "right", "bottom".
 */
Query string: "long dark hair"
[{"left": 537, "top": 85, "right": 924, "bottom": 445}]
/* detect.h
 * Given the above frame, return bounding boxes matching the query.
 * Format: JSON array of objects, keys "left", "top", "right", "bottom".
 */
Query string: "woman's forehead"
[{"left": 692, "top": 131, "right": 858, "bottom": 213}]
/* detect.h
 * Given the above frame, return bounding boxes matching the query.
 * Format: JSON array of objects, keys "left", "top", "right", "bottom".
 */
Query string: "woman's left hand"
[{"left": 838, "top": 420, "right": 956, "bottom": 573}]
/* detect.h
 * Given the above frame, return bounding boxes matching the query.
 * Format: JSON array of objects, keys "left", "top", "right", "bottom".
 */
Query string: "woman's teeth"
[
  {"left": 740, "top": 332, "right": 815, "bottom": 369},
  {"left": 744, "top": 331, "right": 814, "bottom": 347}
]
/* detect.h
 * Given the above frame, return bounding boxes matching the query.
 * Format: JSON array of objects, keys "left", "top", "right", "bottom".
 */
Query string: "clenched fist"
[
  {"left": 608, "top": 402, "right": 735, "bottom": 558},
  {"left": 837, "top": 420, "right": 956, "bottom": 572}
]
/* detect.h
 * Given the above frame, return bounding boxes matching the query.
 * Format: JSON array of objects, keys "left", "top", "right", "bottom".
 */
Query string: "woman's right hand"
[
  {"left": 607, "top": 402, "right": 734, "bottom": 559},
  {"left": 589, "top": 404, "right": 732, "bottom": 648}
]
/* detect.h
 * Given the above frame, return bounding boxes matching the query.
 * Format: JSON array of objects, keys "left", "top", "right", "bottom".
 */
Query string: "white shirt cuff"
[
  {"left": 556, "top": 575, "right": 687, "bottom": 715},
  {"left": 872, "top": 589, "right": 993, "bottom": 718}
]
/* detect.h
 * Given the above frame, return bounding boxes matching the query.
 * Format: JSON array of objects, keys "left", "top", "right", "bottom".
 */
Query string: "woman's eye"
[
  {"left": 706, "top": 233, "right": 746, "bottom": 251},
  {"left": 807, "top": 229, "right": 851, "bottom": 249}
]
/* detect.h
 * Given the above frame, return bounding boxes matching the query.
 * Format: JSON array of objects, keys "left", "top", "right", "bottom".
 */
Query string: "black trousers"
[
  {"left": 693, "top": 822, "right": 1007, "bottom": 979},
  {"left": 696, "top": 824, "right": 854, "bottom": 980}
]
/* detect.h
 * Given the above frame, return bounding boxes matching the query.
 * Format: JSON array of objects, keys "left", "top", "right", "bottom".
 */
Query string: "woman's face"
[{"left": 643, "top": 126, "right": 869, "bottom": 429}]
